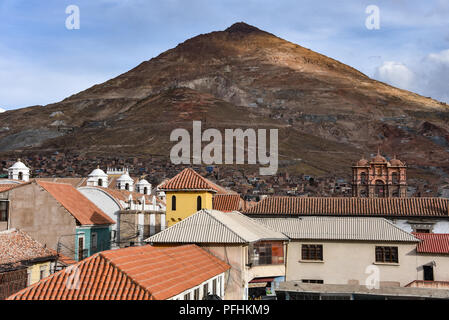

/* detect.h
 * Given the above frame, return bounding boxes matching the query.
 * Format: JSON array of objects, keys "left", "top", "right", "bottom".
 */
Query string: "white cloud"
[
  {"left": 0, "top": 108, "right": 5, "bottom": 113},
  {"left": 428, "top": 49, "right": 449, "bottom": 64},
  {"left": 373, "top": 49, "right": 449, "bottom": 103},
  {"left": 375, "top": 61, "right": 415, "bottom": 90}
]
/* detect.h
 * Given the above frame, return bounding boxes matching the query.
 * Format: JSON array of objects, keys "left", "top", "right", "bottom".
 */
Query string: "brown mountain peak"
[{"left": 224, "top": 22, "right": 266, "bottom": 34}]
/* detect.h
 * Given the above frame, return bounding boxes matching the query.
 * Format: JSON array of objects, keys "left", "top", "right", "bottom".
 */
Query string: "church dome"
[
  {"left": 390, "top": 156, "right": 404, "bottom": 166},
  {"left": 372, "top": 150, "right": 387, "bottom": 163},
  {"left": 117, "top": 171, "right": 134, "bottom": 183},
  {"left": 10, "top": 159, "right": 28, "bottom": 169},
  {"left": 88, "top": 167, "right": 108, "bottom": 177},
  {"left": 136, "top": 179, "right": 151, "bottom": 186},
  {"left": 356, "top": 158, "right": 369, "bottom": 166}
]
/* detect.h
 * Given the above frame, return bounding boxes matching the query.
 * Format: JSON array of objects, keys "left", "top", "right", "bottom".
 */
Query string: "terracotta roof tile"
[
  {"left": 244, "top": 197, "right": 449, "bottom": 217},
  {"left": 0, "top": 229, "right": 57, "bottom": 270},
  {"left": 159, "top": 168, "right": 221, "bottom": 192},
  {"left": 37, "top": 181, "right": 115, "bottom": 226},
  {"left": 8, "top": 245, "right": 230, "bottom": 300},
  {"left": 0, "top": 184, "right": 22, "bottom": 192},
  {"left": 213, "top": 194, "right": 243, "bottom": 212},
  {"left": 413, "top": 233, "right": 449, "bottom": 254}
]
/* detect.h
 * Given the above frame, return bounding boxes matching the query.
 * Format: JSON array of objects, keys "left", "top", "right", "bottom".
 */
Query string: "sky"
[{"left": 0, "top": 0, "right": 448, "bottom": 110}]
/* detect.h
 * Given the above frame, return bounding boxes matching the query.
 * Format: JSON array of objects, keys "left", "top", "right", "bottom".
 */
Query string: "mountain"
[{"left": 1, "top": 22, "right": 449, "bottom": 184}]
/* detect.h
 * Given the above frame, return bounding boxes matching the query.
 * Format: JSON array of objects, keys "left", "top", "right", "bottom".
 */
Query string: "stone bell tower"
[{"left": 352, "top": 150, "right": 407, "bottom": 198}]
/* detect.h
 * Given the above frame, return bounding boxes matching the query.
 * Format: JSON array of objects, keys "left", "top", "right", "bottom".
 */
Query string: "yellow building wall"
[
  {"left": 166, "top": 191, "right": 214, "bottom": 227},
  {"left": 27, "top": 261, "right": 52, "bottom": 285}
]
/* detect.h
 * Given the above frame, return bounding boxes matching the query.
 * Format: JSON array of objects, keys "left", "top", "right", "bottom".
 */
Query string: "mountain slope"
[{"left": 1, "top": 22, "right": 449, "bottom": 181}]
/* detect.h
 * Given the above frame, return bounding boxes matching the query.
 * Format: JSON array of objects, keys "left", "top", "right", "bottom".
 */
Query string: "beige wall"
[
  {"left": 286, "top": 240, "right": 420, "bottom": 287},
  {"left": 200, "top": 244, "right": 286, "bottom": 300},
  {"left": 200, "top": 245, "right": 246, "bottom": 300},
  {"left": 415, "top": 254, "right": 449, "bottom": 283},
  {"left": 2, "top": 183, "right": 77, "bottom": 251}
]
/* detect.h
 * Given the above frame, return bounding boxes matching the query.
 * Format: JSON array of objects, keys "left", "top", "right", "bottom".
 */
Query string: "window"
[
  {"left": 416, "top": 229, "right": 430, "bottom": 233},
  {"left": 194, "top": 288, "right": 200, "bottom": 300},
  {"left": 125, "top": 183, "right": 129, "bottom": 191},
  {"left": 91, "top": 232, "right": 98, "bottom": 251},
  {"left": 0, "top": 201, "right": 8, "bottom": 222},
  {"left": 143, "top": 187, "right": 148, "bottom": 194},
  {"left": 375, "top": 180, "right": 385, "bottom": 198},
  {"left": 302, "top": 245, "right": 323, "bottom": 261},
  {"left": 203, "top": 283, "right": 209, "bottom": 298},
  {"left": 375, "top": 246, "right": 398, "bottom": 263},
  {"left": 98, "top": 179, "right": 103, "bottom": 187},
  {"left": 40, "top": 267, "right": 47, "bottom": 280},
  {"left": 392, "top": 172, "right": 399, "bottom": 184},
  {"left": 212, "top": 278, "right": 217, "bottom": 295},
  {"left": 78, "top": 235, "right": 85, "bottom": 261},
  {"left": 423, "top": 265, "right": 434, "bottom": 281},
  {"left": 302, "top": 279, "right": 324, "bottom": 284},
  {"left": 197, "top": 196, "right": 202, "bottom": 211},
  {"left": 249, "top": 242, "right": 284, "bottom": 266},
  {"left": 172, "top": 196, "right": 176, "bottom": 211},
  {"left": 360, "top": 172, "right": 367, "bottom": 184},
  {"left": 184, "top": 292, "right": 191, "bottom": 300},
  {"left": 18, "top": 172, "right": 23, "bottom": 181}
]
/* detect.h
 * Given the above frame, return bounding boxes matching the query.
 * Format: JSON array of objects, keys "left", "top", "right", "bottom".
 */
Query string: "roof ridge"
[{"left": 205, "top": 210, "right": 248, "bottom": 243}]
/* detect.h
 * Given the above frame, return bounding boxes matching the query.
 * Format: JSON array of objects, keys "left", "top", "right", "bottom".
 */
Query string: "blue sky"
[{"left": 0, "top": 0, "right": 448, "bottom": 111}]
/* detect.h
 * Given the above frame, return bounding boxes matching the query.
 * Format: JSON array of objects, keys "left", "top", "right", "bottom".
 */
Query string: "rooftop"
[
  {"left": 8, "top": 244, "right": 230, "bottom": 300},
  {"left": 413, "top": 233, "right": 449, "bottom": 254},
  {"left": 256, "top": 216, "right": 419, "bottom": 242},
  {"left": 0, "top": 229, "right": 57, "bottom": 271},
  {"left": 277, "top": 282, "right": 449, "bottom": 299},
  {"left": 159, "top": 168, "right": 233, "bottom": 194},
  {"left": 37, "top": 181, "right": 115, "bottom": 226},
  {"left": 146, "top": 209, "right": 288, "bottom": 244},
  {"left": 243, "top": 197, "right": 449, "bottom": 217}
]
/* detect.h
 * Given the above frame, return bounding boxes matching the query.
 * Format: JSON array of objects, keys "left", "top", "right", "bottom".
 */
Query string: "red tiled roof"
[
  {"left": 213, "top": 194, "right": 242, "bottom": 212},
  {"left": 48, "top": 249, "right": 77, "bottom": 266},
  {"left": 0, "top": 229, "right": 57, "bottom": 270},
  {"left": 243, "top": 197, "right": 449, "bottom": 217},
  {"left": 160, "top": 168, "right": 220, "bottom": 192},
  {"left": 0, "top": 184, "right": 23, "bottom": 192},
  {"left": 413, "top": 233, "right": 449, "bottom": 254},
  {"left": 7, "top": 245, "right": 230, "bottom": 300},
  {"left": 37, "top": 181, "right": 115, "bottom": 226}
]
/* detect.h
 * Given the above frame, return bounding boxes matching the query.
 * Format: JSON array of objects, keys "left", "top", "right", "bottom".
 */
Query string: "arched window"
[
  {"left": 361, "top": 172, "right": 367, "bottom": 185},
  {"left": 392, "top": 172, "right": 399, "bottom": 184},
  {"left": 197, "top": 196, "right": 202, "bottom": 211},
  {"left": 172, "top": 196, "right": 176, "bottom": 211},
  {"left": 125, "top": 183, "right": 129, "bottom": 191},
  {"left": 98, "top": 179, "right": 103, "bottom": 187},
  {"left": 144, "top": 187, "right": 148, "bottom": 194},
  {"left": 375, "top": 180, "right": 385, "bottom": 198},
  {"left": 18, "top": 172, "right": 23, "bottom": 181}
]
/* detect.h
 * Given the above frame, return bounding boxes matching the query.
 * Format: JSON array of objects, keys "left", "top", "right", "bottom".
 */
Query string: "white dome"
[
  {"left": 136, "top": 179, "right": 151, "bottom": 186},
  {"left": 88, "top": 168, "right": 108, "bottom": 177},
  {"left": 117, "top": 172, "right": 134, "bottom": 183},
  {"left": 10, "top": 160, "right": 28, "bottom": 169}
]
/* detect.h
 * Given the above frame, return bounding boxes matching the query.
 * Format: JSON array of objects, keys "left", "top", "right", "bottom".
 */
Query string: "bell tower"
[{"left": 352, "top": 150, "right": 407, "bottom": 198}]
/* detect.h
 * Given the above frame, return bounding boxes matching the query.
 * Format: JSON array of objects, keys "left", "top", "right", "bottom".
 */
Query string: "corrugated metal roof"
[
  {"left": 244, "top": 197, "right": 449, "bottom": 217},
  {"left": 145, "top": 210, "right": 288, "bottom": 244},
  {"left": 255, "top": 217, "right": 419, "bottom": 242}
]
